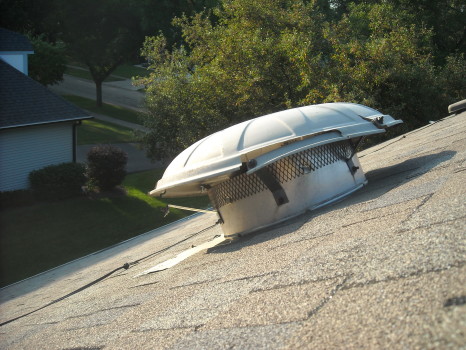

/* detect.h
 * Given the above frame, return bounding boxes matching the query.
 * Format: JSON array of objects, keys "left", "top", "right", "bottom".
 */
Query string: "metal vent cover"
[
  {"left": 150, "top": 103, "right": 403, "bottom": 237},
  {"left": 210, "top": 141, "right": 353, "bottom": 209}
]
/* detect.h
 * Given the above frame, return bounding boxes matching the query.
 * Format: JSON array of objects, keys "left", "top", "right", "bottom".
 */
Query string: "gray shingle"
[
  {"left": 0, "top": 60, "right": 91, "bottom": 129},
  {"left": 0, "top": 28, "right": 33, "bottom": 52}
]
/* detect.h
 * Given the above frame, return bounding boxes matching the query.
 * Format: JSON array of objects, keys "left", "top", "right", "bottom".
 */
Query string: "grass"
[
  {"left": 63, "top": 95, "right": 143, "bottom": 125},
  {"left": 66, "top": 63, "right": 150, "bottom": 80},
  {"left": 65, "top": 66, "right": 123, "bottom": 82},
  {"left": 112, "top": 64, "right": 150, "bottom": 79},
  {"left": 77, "top": 120, "right": 135, "bottom": 145},
  {"left": 0, "top": 169, "right": 210, "bottom": 287}
]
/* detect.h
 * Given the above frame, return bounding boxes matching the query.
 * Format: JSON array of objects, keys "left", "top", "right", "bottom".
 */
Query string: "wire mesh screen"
[{"left": 210, "top": 141, "right": 353, "bottom": 208}]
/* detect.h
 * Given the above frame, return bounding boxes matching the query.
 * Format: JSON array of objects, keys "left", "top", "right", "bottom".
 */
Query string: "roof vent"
[{"left": 150, "top": 103, "right": 403, "bottom": 238}]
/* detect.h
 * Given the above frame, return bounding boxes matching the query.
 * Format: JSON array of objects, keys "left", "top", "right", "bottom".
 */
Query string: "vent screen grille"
[{"left": 210, "top": 141, "right": 353, "bottom": 208}]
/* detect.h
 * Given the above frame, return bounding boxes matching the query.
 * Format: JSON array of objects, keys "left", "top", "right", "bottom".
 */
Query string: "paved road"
[{"left": 49, "top": 74, "right": 145, "bottom": 112}]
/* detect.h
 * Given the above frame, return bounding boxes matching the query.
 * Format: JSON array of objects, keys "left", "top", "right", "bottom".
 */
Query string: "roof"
[
  {"left": 151, "top": 103, "right": 402, "bottom": 197},
  {"left": 0, "top": 28, "right": 33, "bottom": 52},
  {"left": 0, "top": 60, "right": 91, "bottom": 129},
  {"left": 0, "top": 110, "right": 465, "bottom": 349}
]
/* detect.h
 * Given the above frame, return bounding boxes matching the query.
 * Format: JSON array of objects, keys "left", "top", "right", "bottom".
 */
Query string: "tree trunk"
[{"left": 95, "top": 80, "right": 103, "bottom": 107}]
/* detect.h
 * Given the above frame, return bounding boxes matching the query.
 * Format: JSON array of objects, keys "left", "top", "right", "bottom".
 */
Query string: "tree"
[
  {"left": 311, "top": 2, "right": 465, "bottom": 128},
  {"left": 0, "top": 0, "right": 60, "bottom": 41},
  {"left": 58, "top": 0, "right": 216, "bottom": 108},
  {"left": 139, "top": 0, "right": 327, "bottom": 160},
  {"left": 384, "top": 0, "right": 465, "bottom": 64},
  {"left": 139, "top": 0, "right": 465, "bottom": 161},
  {"left": 59, "top": 0, "right": 144, "bottom": 107},
  {"left": 28, "top": 34, "right": 66, "bottom": 86},
  {"left": 137, "top": 0, "right": 219, "bottom": 44}
]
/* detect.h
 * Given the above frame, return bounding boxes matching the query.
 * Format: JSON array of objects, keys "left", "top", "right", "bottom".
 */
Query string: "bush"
[
  {"left": 86, "top": 145, "right": 128, "bottom": 191},
  {"left": 29, "top": 162, "right": 87, "bottom": 200}
]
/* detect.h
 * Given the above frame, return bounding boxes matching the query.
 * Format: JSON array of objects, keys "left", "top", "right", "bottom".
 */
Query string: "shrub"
[
  {"left": 86, "top": 145, "right": 128, "bottom": 191},
  {"left": 29, "top": 162, "right": 87, "bottom": 200}
]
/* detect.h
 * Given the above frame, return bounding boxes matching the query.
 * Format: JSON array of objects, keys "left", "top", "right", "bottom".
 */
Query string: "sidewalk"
[
  {"left": 85, "top": 110, "right": 149, "bottom": 132},
  {"left": 103, "top": 78, "right": 144, "bottom": 92}
]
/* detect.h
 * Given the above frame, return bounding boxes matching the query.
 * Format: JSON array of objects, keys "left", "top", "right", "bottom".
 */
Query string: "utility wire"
[{"left": 0, "top": 221, "right": 219, "bottom": 327}]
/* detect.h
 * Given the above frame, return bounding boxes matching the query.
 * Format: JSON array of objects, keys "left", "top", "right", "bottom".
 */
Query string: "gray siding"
[{"left": 0, "top": 123, "right": 74, "bottom": 191}]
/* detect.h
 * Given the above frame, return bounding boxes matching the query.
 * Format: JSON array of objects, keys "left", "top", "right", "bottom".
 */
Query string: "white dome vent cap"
[{"left": 151, "top": 103, "right": 402, "bottom": 198}]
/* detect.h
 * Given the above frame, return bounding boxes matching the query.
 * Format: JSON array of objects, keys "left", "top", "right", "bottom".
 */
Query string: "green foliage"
[
  {"left": 438, "top": 53, "right": 466, "bottom": 103},
  {"left": 139, "top": 0, "right": 466, "bottom": 160},
  {"left": 138, "top": 0, "right": 327, "bottom": 160},
  {"left": 29, "top": 163, "right": 87, "bottom": 200},
  {"left": 28, "top": 34, "right": 66, "bottom": 86},
  {"left": 86, "top": 145, "right": 128, "bottom": 191},
  {"left": 0, "top": 0, "right": 60, "bottom": 41},
  {"left": 315, "top": 2, "right": 446, "bottom": 128},
  {"left": 136, "top": 0, "right": 219, "bottom": 46},
  {"left": 2, "top": 0, "right": 220, "bottom": 108},
  {"left": 58, "top": 0, "right": 145, "bottom": 106},
  {"left": 390, "top": 0, "right": 465, "bottom": 64}
]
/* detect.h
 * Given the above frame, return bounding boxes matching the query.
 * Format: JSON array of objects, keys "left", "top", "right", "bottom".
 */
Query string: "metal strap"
[{"left": 255, "top": 167, "right": 289, "bottom": 206}]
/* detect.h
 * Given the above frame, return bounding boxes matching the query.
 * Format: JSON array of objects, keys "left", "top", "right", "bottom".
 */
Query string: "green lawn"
[
  {"left": 78, "top": 119, "right": 135, "bottom": 145},
  {"left": 113, "top": 64, "right": 150, "bottom": 79},
  {"left": 65, "top": 66, "right": 123, "bottom": 82},
  {"left": 0, "top": 169, "right": 210, "bottom": 287},
  {"left": 63, "top": 95, "right": 143, "bottom": 125},
  {"left": 66, "top": 63, "right": 149, "bottom": 80}
]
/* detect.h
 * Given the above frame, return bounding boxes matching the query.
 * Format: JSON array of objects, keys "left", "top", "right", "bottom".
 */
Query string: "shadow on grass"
[{"left": 0, "top": 193, "right": 185, "bottom": 290}]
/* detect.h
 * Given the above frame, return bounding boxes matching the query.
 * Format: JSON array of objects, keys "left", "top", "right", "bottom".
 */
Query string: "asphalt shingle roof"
[
  {"left": 0, "top": 28, "right": 33, "bottom": 52},
  {"left": 0, "top": 60, "right": 91, "bottom": 129},
  {"left": 0, "top": 111, "right": 465, "bottom": 349}
]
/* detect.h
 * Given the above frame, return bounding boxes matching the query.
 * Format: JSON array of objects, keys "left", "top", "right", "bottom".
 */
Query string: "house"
[
  {"left": 0, "top": 28, "right": 92, "bottom": 192},
  {"left": 0, "top": 27, "right": 33, "bottom": 75}
]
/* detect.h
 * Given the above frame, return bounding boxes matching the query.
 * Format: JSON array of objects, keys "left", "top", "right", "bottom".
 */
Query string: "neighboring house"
[
  {"left": 0, "top": 27, "right": 34, "bottom": 75},
  {"left": 0, "top": 28, "right": 92, "bottom": 192}
]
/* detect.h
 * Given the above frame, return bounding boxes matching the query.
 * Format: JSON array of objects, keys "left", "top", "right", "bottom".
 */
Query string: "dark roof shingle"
[
  {"left": 0, "top": 28, "right": 33, "bottom": 52},
  {"left": 0, "top": 60, "right": 91, "bottom": 129}
]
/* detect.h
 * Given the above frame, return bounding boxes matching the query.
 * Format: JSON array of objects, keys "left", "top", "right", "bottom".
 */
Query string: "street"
[{"left": 49, "top": 74, "right": 145, "bottom": 112}]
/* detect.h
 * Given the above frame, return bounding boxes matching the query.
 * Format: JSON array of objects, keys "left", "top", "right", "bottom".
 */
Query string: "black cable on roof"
[{"left": 0, "top": 221, "right": 219, "bottom": 327}]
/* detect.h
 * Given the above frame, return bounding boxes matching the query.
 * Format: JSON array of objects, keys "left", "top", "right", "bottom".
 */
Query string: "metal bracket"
[
  {"left": 346, "top": 157, "right": 360, "bottom": 175},
  {"left": 348, "top": 137, "right": 364, "bottom": 159},
  {"left": 255, "top": 167, "right": 289, "bottom": 206},
  {"left": 345, "top": 137, "right": 363, "bottom": 176},
  {"left": 161, "top": 204, "right": 217, "bottom": 218},
  {"left": 359, "top": 115, "right": 385, "bottom": 129}
]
